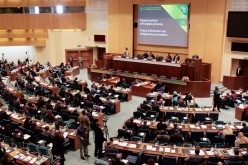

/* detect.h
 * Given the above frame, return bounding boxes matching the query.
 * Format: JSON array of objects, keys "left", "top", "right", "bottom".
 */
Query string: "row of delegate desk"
[
  {"left": 88, "top": 68, "right": 211, "bottom": 98},
  {"left": 2, "top": 142, "right": 49, "bottom": 165},
  {"left": 111, "top": 139, "right": 247, "bottom": 165}
]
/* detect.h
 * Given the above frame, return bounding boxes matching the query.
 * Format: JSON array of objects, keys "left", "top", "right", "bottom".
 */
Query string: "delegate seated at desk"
[{"left": 166, "top": 53, "right": 172, "bottom": 62}]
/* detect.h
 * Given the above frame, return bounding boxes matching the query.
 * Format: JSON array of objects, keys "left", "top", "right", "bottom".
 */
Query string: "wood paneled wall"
[
  {"left": 0, "top": 0, "right": 86, "bottom": 7},
  {"left": 0, "top": 13, "right": 86, "bottom": 30},
  {"left": 108, "top": 0, "right": 226, "bottom": 82}
]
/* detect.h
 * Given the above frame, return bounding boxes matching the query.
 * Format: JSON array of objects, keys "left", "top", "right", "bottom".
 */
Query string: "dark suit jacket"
[{"left": 236, "top": 68, "right": 243, "bottom": 76}]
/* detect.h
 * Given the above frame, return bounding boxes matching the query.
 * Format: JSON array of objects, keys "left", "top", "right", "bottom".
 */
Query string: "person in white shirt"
[{"left": 123, "top": 47, "right": 129, "bottom": 58}]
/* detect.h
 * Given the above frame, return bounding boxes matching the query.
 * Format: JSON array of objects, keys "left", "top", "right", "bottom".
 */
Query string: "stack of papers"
[
  {"left": 127, "top": 144, "right": 137, "bottom": 148},
  {"left": 201, "top": 125, "right": 207, "bottom": 129},
  {"left": 118, "top": 142, "right": 128, "bottom": 147},
  {"left": 24, "top": 134, "right": 31, "bottom": 140}
]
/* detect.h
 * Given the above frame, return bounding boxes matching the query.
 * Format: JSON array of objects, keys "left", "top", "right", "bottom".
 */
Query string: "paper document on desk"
[
  {"left": 189, "top": 125, "right": 196, "bottom": 128},
  {"left": 206, "top": 151, "right": 214, "bottom": 156},
  {"left": 63, "top": 132, "right": 69, "bottom": 138},
  {"left": 133, "top": 119, "right": 141, "bottom": 124},
  {"left": 127, "top": 144, "right": 137, "bottom": 148},
  {"left": 146, "top": 145, "right": 152, "bottom": 150},
  {"left": 119, "top": 142, "right": 128, "bottom": 147},
  {"left": 164, "top": 148, "right": 171, "bottom": 152},
  {"left": 189, "top": 150, "right": 195, "bottom": 154},
  {"left": 199, "top": 150, "right": 205, "bottom": 155},
  {"left": 24, "top": 134, "right": 31, "bottom": 140},
  {"left": 201, "top": 125, "right": 207, "bottom": 129},
  {"left": 24, "top": 156, "right": 32, "bottom": 162},
  {"left": 30, "top": 158, "right": 38, "bottom": 164},
  {"left": 122, "top": 159, "right": 128, "bottom": 164},
  {"left": 236, "top": 126, "right": 243, "bottom": 129},
  {"left": 113, "top": 140, "right": 119, "bottom": 144}
]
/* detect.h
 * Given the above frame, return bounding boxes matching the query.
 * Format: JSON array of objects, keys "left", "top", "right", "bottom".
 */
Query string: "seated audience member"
[
  {"left": 152, "top": 82, "right": 162, "bottom": 92},
  {"left": 171, "top": 123, "right": 182, "bottom": 134},
  {"left": 155, "top": 94, "right": 163, "bottom": 105},
  {"left": 146, "top": 158, "right": 156, "bottom": 165},
  {"left": 171, "top": 91, "right": 179, "bottom": 106},
  {"left": 223, "top": 124, "right": 233, "bottom": 137},
  {"left": 143, "top": 52, "right": 148, "bottom": 58},
  {"left": 192, "top": 54, "right": 199, "bottom": 60},
  {"left": 184, "top": 147, "right": 203, "bottom": 164},
  {"left": 157, "top": 120, "right": 167, "bottom": 130},
  {"left": 235, "top": 132, "right": 248, "bottom": 147},
  {"left": 105, "top": 138, "right": 119, "bottom": 156},
  {"left": 140, "top": 120, "right": 150, "bottom": 129},
  {"left": 116, "top": 78, "right": 124, "bottom": 87},
  {"left": 206, "top": 151, "right": 222, "bottom": 164},
  {"left": 24, "top": 116, "right": 31, "bottom": 129},
  {"left": 111, "top": 153, "right": 125, "bottom": 165},
  {"left": 42, "top": 126, "right": 52, "bottom": 144},
  {"left": 149, "top": 52, "right": 155, "bottom": 59},
  {"left": 225, "top": 148, "right": 243, "bottom": 164},
  {"left": 125, "top": 118, "right": 137, "bottom": 131},
  {"left": 139, "top": 100, "right": 149, "bottom": 111},
  {"left": 166, "top": 53, "right": 172, "bottom": 62},
  {"left": 133, "top": 108, "right": 145, "bottom": 119},
  {"left": 84, "top": 84, "right": 91, "bottom": 94},
  {"left": 241, "top": 123, "right": 248, "bottom": 133},
  {"left": 12, "top": 129, "right": 24, "bottom": 143},
  {"left": 168, "top": 130, "right": 184, "bottom": 144},
  {"left": 151, "top": 101, "right": 160, "bottom": 113}
]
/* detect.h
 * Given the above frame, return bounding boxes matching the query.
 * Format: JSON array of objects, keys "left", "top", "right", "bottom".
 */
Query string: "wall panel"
[
  {"left": 0, "top": 0, "right": 86, "bottom": 7},
  {"left": 0, "top": 14, "right": 86, "bottom": 30}
]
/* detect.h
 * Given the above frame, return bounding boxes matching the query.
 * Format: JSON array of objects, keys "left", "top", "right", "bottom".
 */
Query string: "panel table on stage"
[
  {"left": 0, "top": 107, "right": 80, "bottom": 151},
  {"left": 132, "top": 82, "right": 156, "bottom": 97}
]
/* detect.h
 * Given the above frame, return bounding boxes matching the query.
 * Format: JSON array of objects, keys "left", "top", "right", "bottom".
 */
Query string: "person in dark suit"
[
  {"left": 52, "top": 130, "right": 65, "bottom": 165},
  {"left": 133, "top": 109, "right": 145, "bottom": 119},
  {"left": 168, "top": 130, "right": 184, "bottom": 144},
  {"left": 140, "top": 120, "right": 150, "bottom": 129},
  {"left": 69, "top": 56, "right": 73, "bottom": 67},
  {"left": 241, "top": 123, "right": 248, "bottom": 133},
  {"left": 111, "top": 154, "right": 126, "bottom": 165},
  {"left": 229, "top": 148, "right": 243, "bottom": 161},
  {"left": 125, "top": 118, "right": 137, "bottom": 132},
  {"left": 236, "top": 65, "right": 243, "bottom": 76},
  {"left": 213, "top": 86, "right": 221, "bottom": 112},
  {"left": 94, "top": 122, "right": 106, "bottom": 158},
  {"left": 156, "top": 119, "right": 167, "bottom": 130},
  {"left": 184, "top": 147, "right": 203, "bottom": 164}
]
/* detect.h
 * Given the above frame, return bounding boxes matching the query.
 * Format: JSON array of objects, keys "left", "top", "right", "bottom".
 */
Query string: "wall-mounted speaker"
[{"left": 231, "top": 42, "right": 248, "bottom": 53}]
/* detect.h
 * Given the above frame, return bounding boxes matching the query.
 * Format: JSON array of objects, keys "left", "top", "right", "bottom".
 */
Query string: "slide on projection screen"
[{"left": 138, "top": 4, "right": 189, "bottom": 47}]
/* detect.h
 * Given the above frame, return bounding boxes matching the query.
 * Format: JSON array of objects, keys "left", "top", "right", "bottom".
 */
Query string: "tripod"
[{"left": 103, "top": 120, "right": 109, "bottom": 140}]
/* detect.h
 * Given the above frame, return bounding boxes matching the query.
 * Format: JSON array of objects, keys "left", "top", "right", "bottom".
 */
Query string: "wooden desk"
[
  {"left": 1, "top": 107, "right": 80, "bottom": 151},
  {"left": 65, "top": 67, "right": 80, "bottom": 77},
  {"left": 112, "top": 57, "right": 181, "bottom": 79},
  {"left": 132, "top": 82, "right": 155, "bottom": 97},
  {"left": 8, "top": 72, "right": 16, "bottom": 81},
  {"left": 37, "top": 69, "right": 50, "bottom": 80},
  {"left": 111, "top": 139, "right": 243, "bottom": 163},
  {"left": 3, "top": 143, "right": 49, "bottom": 165},
  {"left": 5, "top": 87, "right": 23, "bottom": 98},
  {"left": 235, "top": 106, "right": 245, "bottom": 121},
  {"left": 39, "top": 82, "right": 59, "bottom": 94},
  {"left": 223, "top": 76, "right": 248, "bottom": 90},
  {"left": 88, "top": 68, "right": 211, "bottom": 98}
]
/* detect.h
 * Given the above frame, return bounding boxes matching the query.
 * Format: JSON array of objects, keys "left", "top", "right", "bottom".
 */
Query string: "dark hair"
[
  {"left": 195, "top": 148, "right": 200, "bottom": 155},
  {"left": 234, "top": 148, "right": 239, "bottom": 155},
  {"left": 147, "top": 158, "right": 155, "bottom": 165}
]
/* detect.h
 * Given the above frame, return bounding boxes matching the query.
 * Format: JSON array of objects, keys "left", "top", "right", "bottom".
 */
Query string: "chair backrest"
[
  {"left": 209, "top": 112, "right": 219, "bottom": 121},
  {"left": 3, "top": 135, "right": 11, "bottom": 144},
  {"left": 212, "top": 143, "right": 224, "bottom": 148},
  {"left": 27, "top": 143, "right": 38, "bottom": 154},
  {"left": 131, "top": 136, "right": 142, "bottom": 142},
  {"left": 18, "top": 126, "right": 27, "bottom": 134},
  {"left": 228, "top": 161, "right": 243, "bottom": 165},
  {"left": 136, "top": 150, "right": 144, "bottom": 165},
  {"left": 165, "top": 111, "right": 176, "bottom": 120},
  {"left": 194, "top": 112, "right": 207, "bottom": 122},
  {"left": 190, "top": 131, "right": 204, "bottom": 142},
  {"left": 198, "top": 141, "right": 209, "bottom": 147},
  {"left": 225, "top": 134, "right": 236, "bottom": 146},
  {"left": 214, "top": 120, "right": 224, "bottom": 125},
  {"left": 143, "top": 154, "right": 159, "bottom": 164},
  {"left": 239, "top": 143, "right": 248, "bottom": 148},
  {"left": 162, "top": 156, "right": 178, "bottom": 165},
  {"left": 206, "top": 132, "right": 218, "bottom": 142},
  {"left": 38, "top": 146, "right": 49, "bottom": 156}
]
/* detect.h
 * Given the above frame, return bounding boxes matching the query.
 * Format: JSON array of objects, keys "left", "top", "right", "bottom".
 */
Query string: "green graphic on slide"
[{"left": 162, "top": 4, "right": 188, "bottom": 33}]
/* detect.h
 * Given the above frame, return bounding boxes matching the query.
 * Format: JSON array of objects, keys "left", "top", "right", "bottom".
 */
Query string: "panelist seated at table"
[
  {"left": 172, "top": 54, "right": 180, "bottom": 63},
  {"left": 235, "top": 132, "right": 248, "bottom": 147},
  {"left": 224, "top": 148, "right": 243, "bottom": 164},
  {"left": 122, "top": 47, "right": 129, "bottom": 58},
  {"left": 166, "top": 53, "right": 172, "bottom": 62}
]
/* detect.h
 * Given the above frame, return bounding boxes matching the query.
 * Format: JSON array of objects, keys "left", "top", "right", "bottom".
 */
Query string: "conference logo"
[{"left": 180, "top": 5, "right": 188, "bottom": 15}]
